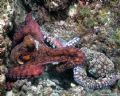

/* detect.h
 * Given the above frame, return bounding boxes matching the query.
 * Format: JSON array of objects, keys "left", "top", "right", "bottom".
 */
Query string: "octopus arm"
[
  {"left": 73, "top": 65, "right": 120, "bottom": 90},
  {"left": 12, "top": 26, "right": 24, "bottom": 48},
  {"left": 12, "top": 13, "right": 44, "bottom": 48},
  {"left": 24, "top": 13, "right": 44, "bottom": 42},
  {"left": 6, "top": 63, "right": 45, "bottom": 80},
  {"left": 52, "top": 48, "right": 85, "bottom": 72}
]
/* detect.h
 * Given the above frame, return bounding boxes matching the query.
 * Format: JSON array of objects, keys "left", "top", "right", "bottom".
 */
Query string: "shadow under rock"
[{"left": 47, "top": 65, "right": 77, "bottom": 89}]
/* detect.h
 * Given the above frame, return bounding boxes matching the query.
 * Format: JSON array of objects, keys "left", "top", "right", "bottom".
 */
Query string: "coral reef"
[
  {"left": 6, "top": 75, "right": 68, "bottom": 96},
  {"left": 43, "top": 0, "right": 69, "bottom": 11},
  {"left": 60, "top": 86, "right": 85, "bottom": 96},
  {"left": 1, "top": 0, "right": 120, "bottom": 95},
  {"left": 0, "top": 36, "right": 6, "bottom": 58},
  {"left": 86, "top": 89, "right": 119, "bottom": 96},
  {"left": 41, "top": 21, "right": 79, "bottom": 41},
  {"left": 0, "top": 0, "right": 15, "bottom": 95}
]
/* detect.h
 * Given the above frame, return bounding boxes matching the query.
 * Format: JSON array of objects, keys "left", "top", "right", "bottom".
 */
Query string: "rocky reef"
[{"left": 0, "top": 0, "right": 120, "bottom": 96}]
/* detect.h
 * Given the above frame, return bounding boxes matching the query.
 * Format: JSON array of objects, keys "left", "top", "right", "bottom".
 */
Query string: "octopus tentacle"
[
  {"left": 54, "top": 49, "right": 85, "bottom": 72},
  {"left": 7, "top": 48, "right": 85, "bottom": 81},
  {"left": 41, "top": 25, "right": 80, "bottom": 48},
  {"left": 43, "top": 34, "right": 80, "bottom": 48},
  {"left": 73, "top": 65, "right": 120, "bottom": 90},
  {"left": 63, "top": 37, "right": 80, "bottom": 47},
  {"left": 12, "top": 13, "right": 44, "bottom": 48},
  {"left": 6, "top": 63, "right": 45, "bottom": 80}
]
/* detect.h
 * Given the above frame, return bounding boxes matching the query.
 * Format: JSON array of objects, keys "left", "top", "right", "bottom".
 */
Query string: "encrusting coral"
[{"left": 0, "top": 35, "right": 6, "bottom": 57}]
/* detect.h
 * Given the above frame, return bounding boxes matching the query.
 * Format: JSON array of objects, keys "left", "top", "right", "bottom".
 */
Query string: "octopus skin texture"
[
  {"left": 43, "top": 33, "right": 80, "bottom": 48},
  {"left": 73, "top": 47, "right": 120, "bottom": 90},
  {"left": 6, "top": 35, "right": 85, "bottom": 82},
  {"left": 74, "top": 65, "right": 120, "bottom": 90}
]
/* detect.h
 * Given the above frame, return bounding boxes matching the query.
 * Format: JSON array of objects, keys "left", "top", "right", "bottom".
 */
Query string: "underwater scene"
[{"left": 0, "top": 0, "right": 120, "bottom": 96}]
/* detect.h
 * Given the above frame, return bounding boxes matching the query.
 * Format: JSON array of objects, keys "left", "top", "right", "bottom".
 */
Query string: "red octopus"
[
  {"left": 8, "top": 34, "right": 85, "bottom": 77},
  {"left": 5, "top": 13, "right": 85, "bottom": 90}
]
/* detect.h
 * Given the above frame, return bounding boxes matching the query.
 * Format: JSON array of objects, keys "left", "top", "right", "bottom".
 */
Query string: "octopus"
[
  {"left": 73, "top": 47, "right": 120, "bottom": 90},
  {"left": 6, "top": 12, "right": 119, "bottom": 91},
  {"left": 5, "top": 13, "right": 85, "bottom": 90},
  {"left": 7, "top": 35, "right": 85, "bottom": 77}
]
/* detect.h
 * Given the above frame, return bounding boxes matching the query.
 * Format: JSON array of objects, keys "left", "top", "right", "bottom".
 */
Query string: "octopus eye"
[
  {"left": 17, "top": 56, "right": 24, "bottom": 65},
  {"left": 17, "top": 55, "right": 30, "bottom": 65}
]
